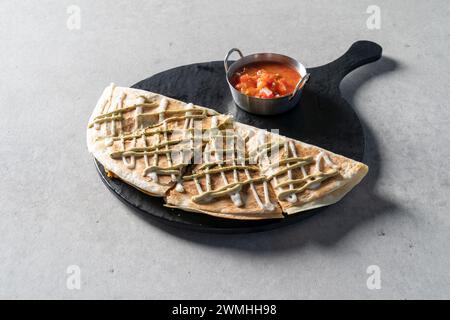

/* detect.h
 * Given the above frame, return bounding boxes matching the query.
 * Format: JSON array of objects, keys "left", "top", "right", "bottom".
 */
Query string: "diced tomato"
[
  {"left": 276, "top": 78, "right": 288, "bottom": 95},
  {"left": 233, "top": 62, "right": 301, "bottom": 99},
  {"left": 239, "top": 74, "right": 250, "bottom": 82},
  {"left": 259, "top": 87, "right": 274, "bottom": 99}
]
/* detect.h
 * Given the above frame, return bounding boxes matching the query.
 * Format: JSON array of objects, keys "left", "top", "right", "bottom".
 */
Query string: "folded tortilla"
[
  {"left": 87, "top": 84, "right": 228, "bottom": 196},
  {"left": 245, "top": 126, "right": 368, "bottom": 214}
]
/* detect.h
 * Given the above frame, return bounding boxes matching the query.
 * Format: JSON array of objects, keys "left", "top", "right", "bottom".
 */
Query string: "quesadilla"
[
  {"left": 87, "top": 84, "right": 230, "bottom": 196},
  {"left": 165, "top": 117, "right": 283, "bottom": 220},
  {"left": 87, "top": 84, "right": 368, "bottom": 220},
  {"left": 246, "top": 128, "right": 368, "bottom": 214}
]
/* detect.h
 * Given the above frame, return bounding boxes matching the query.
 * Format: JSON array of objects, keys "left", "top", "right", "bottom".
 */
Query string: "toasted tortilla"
[
  {"left": 87, "top": 84, "right": 228, "bottom": 196},
  {"left": 165, "top": 118, "right": 283, "bottom": 220},
  {"left": 245, "top": 127, "right": 368, "bottom": 214}
]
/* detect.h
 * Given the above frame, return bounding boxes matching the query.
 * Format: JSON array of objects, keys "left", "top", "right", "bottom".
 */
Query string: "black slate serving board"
[{"left": 95, "top": 40, "right": 382, "bottom": 233}]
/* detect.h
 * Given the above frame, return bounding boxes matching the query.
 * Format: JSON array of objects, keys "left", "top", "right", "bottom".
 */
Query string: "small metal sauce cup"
[{"left": 224, "top": 48, "right": 310, "bottom": 115}]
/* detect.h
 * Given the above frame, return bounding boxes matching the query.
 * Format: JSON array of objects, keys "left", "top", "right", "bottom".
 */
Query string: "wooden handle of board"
[{"left": 307, "top": 41, "right": 382, "bottom": 93}]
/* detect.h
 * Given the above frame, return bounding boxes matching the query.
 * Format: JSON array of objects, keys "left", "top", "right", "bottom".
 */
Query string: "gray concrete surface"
[{"left": 1, "top": 0, "right": 449, "bottom": 299}]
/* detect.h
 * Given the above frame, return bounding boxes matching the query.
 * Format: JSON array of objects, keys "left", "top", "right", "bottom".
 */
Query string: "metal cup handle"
[
  {"left": 289, "top": 73, "right": 310, "bottom": 101},
  {"left": 224, "top": 48, "right": 244, "bottom": 74}
]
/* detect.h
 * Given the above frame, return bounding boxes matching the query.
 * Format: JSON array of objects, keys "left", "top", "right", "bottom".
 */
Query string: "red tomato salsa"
[{"left": 232, "top": 62, "right": 301, "bottom": 99}]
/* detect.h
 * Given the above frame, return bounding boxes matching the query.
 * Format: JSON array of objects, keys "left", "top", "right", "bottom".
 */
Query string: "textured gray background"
[{"left": 1, "top": 0, "right": 449, "bottom": 299}]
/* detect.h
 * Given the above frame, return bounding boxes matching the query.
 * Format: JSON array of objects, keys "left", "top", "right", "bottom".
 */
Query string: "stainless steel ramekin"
[{"left": 224, "top": 48, "right": 310, "bottom": 115}]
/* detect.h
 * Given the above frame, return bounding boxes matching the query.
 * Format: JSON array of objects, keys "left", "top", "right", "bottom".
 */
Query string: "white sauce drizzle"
[
  {"left": 104, "top": 137, "right": 114, "bottom": 147},
  {"left": 213, "top": 117, "right": 243, "bottom": 207},
  {"left": 175, "top": 181, "right": 185, "bottom": 193},
  {"left": 262, "top": 182, "right": 275, "bottom": 211},
  {"left": 316, "top": 151, "right": 338, "bottom": 171},
  {"left": 308, "top": 151, "right": 337, "bottom": 190},
  {"left": 248, "top": 131, "right": 274, "bottom": 210},
  {"left": 95, "top": 83, "right": 115, "bottom": 130},
  {"left": 204, "top": 144, "right": 212, "bottom": 192},
  {"left": 149, "top": 134, "right": 159, "bottom": 182},
  {"left": 134, "top": 96, "right": 145, "bottom": 129},
  {"left": 174, "top": 102, "right": 194, "bottom": 193},
  {"left": 121, "top": 136, "right": 136, "bottom": 169},
  {"left": 244, "top": 167, "right": 265, "bottom": 209},
  {"left": 285, "top": 141, "right": 298, "bottom": 203},
  {"left": 193, "top": 177, "right": 203, "bottom": 195},
  {"left": 145, "top": 98, "right": 168, "bottom": 181},
  {"left": 192, "top": 108, "right": 204, "bottom": 195},
  {"left": 112, "top": 92, "right": 126, "bottom": 137},
  {"left": 161, "top": 108, "right": 178, "bottom": 183},
  {"left": 136, "top": 99, "right": 151, "bottom": 179},
  {"left": 256, "top": 131, "right": 267, "bottom": 163},
  {"left": 230, "top": 142, "right": 243, "bottom": 207},
  {"left": 159, "top": 98, "right": 168, "bottom": 122}
]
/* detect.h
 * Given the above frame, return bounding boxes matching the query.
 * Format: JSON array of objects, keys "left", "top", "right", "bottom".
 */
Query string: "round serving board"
[{"left": 95, "top": 40, "right": 382, "bottom": 233}]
